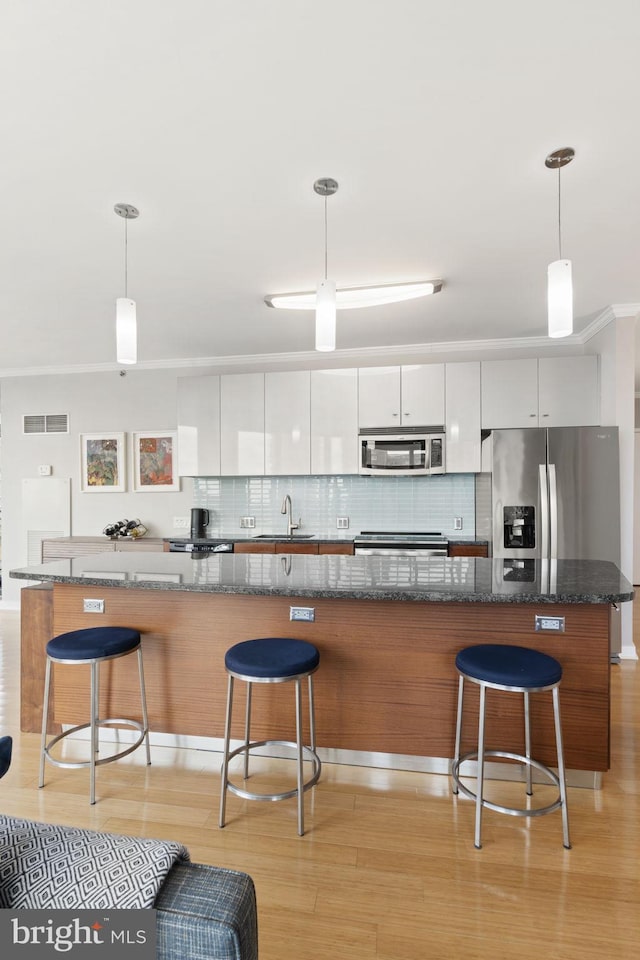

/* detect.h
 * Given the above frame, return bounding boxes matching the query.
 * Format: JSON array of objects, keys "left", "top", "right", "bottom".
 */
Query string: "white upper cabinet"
[
  {"left": 481, "top": 355, "right": 599, "bottom": 428},
  {"left": 358, "top": 364, "right": 445, "bottom": 428},
  {"left": 220, "top": 373, "right": 265, "bottom": 476},
  {"left": 445, "top": 361, "right": 481, "bottom": 472},
  {"left": 311, "top": 368, "right": 359, "bottom": 474},
  {"left": 400, "top": 364, "right": 445, "bottom": 425},
  {"left": 481, "top": 359, "right": 538, "bottom": 428},
  {"left": 265, "top": 371, "right": 311, "bottom": 475},
  {"left": 538, "top": 356, "right": 599, "bottom": 426},
  {"left": 358, "top": 366, "right": 402, "bottom": 427},
  {"left": 177, "top": 375, "right": 221, "bottom": 476}
]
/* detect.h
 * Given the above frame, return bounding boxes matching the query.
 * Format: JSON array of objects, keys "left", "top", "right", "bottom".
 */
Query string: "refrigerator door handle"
[
  {"left": 539, "top": 464, "right": 549, "bottom": 557},
  {"left": 548, "top": 462, "right": 558, "bottom": 559}
]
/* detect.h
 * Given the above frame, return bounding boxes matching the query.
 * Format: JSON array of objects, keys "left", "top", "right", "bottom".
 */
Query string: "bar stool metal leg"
[
  {"left": 219, "top": 675, "right": 234, "bottom": 828},
  {"left": 137, "top": 648, "right": 152, "bottom": 766},
  {"left": 90, "top": 661, "right": 98, "bottom": 804},
  {"left": 474, "top": 683, "right": 487, "bottom": 849},
  {"left": 243, "top": 682, "right": 252, "bottom": 780},
  {"left": 308, "top": 675, "right": 316, "bottom": 753},
  {"left": 553, "top": 686, "right": 572, "bottom": 849},
  {"left": 452, "top": 674, "right": 465, "bottom": 796},
  {"left": 39, "top": 658, "right": 52, "bottom": 789},
  {"left": 524, "top": 691, "right": 533, "bottom": 796},
  {"left": 295, "top": 678, "right": 304, "bottom": 836}
]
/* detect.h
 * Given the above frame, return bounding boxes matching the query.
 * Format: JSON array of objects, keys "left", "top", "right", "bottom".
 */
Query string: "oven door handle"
[{"left": 354, "top": 547, "right": 448, "bottom": 557}]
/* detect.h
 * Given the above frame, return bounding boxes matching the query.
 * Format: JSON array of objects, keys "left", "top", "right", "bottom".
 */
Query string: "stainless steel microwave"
[{"left": 358, "top": 430, "right": 445, "bottom": 476}]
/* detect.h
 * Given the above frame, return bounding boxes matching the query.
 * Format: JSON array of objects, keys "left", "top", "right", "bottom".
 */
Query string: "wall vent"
[{"left": 23, "top": 414, "right": 69, "bottom": 435}]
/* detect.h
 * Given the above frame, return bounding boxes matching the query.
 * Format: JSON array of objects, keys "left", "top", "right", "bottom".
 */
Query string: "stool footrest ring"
[
  {"left": 43, "top": 719, "right": 149, "bottom": 771},
  {"left": 451, "top": 749, "right": 563, "bottom": 818},
  {"left": 225, "top": 739, "right": 321, "bottom": 803}
]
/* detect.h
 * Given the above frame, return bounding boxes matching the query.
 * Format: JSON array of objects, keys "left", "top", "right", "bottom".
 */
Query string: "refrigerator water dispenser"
[{"left": 503, "top": 506, "right": 535, "bottom": 549}]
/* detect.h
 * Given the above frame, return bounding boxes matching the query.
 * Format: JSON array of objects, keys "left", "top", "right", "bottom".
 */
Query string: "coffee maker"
[{"left": 190, "top": 508, "right": 210, "bottom": 540}]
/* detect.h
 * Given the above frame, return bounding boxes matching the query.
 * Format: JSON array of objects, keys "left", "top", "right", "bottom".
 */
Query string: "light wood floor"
[{"left": 0, "top": 609, "right": 638, "bottom": 960}]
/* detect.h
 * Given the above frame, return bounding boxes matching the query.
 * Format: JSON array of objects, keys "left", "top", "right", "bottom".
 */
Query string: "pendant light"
[
  {"left": 314, "top": 177, "right": 338, "bottom": 352},
  {"left": 545, "top": 148, "right": 574, "bottom": 339},
  {"left": 114, "top": 202, "right": 140, "bottom": 364}
]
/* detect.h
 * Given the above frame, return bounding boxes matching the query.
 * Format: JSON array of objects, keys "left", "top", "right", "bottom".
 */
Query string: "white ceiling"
[{"left": 1, "top": 1, "right": 639, "bottom": 379}]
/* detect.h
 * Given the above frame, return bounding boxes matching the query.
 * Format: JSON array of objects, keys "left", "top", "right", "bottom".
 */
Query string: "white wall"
[
  {"left": 586, "top": 315, "right": 637, "bottom": 658},
  {"left": 0, "top": 369, "right": 193, "bottom": 606}
]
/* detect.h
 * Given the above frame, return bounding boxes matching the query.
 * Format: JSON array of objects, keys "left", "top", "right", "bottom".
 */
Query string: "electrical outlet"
[
  {"left": 240, "top": 516, "right": 256, "bottom": 528},
  {"left": 173, "top": 517, "right": 189, "bottom": 529},
  {"left": 336, "top": 517, "right": 349, "bottom": 529},
  {"left": 290, "top": 606, "right": 315, "bottom": 622},
  {"left": 38, "top": 464, "right": 52, "bottom": 476},
  {"left": 454, "top": 517, "right": 463, "bottom": 530},
  {"left": 83, "top": 599, "right": 105, "bottom": 614},
  {"left": 535, "top": 615, "right": 565, "bottom": 632}
]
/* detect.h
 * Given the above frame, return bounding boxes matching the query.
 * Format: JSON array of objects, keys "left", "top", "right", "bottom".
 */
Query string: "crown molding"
[{"left": 1, "top": 303, "right": 636, "bottom": 379}]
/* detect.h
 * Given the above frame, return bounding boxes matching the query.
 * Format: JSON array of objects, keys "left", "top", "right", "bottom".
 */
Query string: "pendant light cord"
[
  {"left": 324, "top": 195, "right": 328, "bottom": 281},
  {"left": 124, "top": 218, "right": 129, "bottom": 299},
  {"left": 557, "top": 167, "right": 562, "bottom": 261}
]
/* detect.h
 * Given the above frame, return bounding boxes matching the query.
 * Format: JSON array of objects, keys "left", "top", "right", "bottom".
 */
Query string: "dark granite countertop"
[{"left": 10, "top": 554, "right": 633, "bottom": 604}]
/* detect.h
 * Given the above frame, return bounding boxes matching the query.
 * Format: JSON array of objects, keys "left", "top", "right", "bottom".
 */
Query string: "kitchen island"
[{"left": 12, "top": 553, "right": 633, "bottom": 783}]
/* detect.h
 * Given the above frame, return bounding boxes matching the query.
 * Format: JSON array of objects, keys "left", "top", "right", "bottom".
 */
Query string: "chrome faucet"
[{"left": 281, "top": 494, "right": 300, "bottom": 537}]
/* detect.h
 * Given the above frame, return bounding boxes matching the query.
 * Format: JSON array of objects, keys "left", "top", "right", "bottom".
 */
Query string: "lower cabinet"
[
  {"left": 234, "top": 542, "right": 354, "bottom": 555},
  {"left": 448, "top": 543, "right": 488, "bottom": 558},
  {"left": 41, "top": 537, "right": 165, "bottom": 561}
]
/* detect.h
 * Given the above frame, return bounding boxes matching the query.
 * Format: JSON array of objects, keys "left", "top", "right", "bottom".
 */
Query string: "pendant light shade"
[
  {"left": 116, "top": 297, "right": 137, "bottom": 364},
  {"left": 545, "top": 148, "right": 574, "bottom": 339},
  {"left": 114, "top": 203, "right": 140, "bottom": 365},
  {"left": 315, "top": 278, "right": 336, "bottom": 351},
  {"left": 547, "top": 259, "right": 573, "bottom": 339}
]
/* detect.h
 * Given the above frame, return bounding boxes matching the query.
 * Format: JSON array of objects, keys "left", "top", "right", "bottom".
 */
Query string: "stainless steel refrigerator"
[{"left": 485, "top": 426, "right": 621, "bottom": 655}]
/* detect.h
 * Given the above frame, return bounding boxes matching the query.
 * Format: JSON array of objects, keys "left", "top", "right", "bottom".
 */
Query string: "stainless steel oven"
[
  {"left": 354, "top": 531, "right": 448, "bottom": 557},
  {"left": 358, "top": 430, "right": 445, "bottom": 476}
]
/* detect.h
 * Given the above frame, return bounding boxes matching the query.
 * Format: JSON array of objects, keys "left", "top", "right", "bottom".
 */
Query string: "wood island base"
[{"left": 20, "top": 582, "right": 611, "bottom": 778}]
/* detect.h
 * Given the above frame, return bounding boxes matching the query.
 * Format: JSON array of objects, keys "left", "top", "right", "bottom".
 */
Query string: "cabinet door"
[
  {"left": 481, "top": 359, "right": 538, "bottom": 428},
  {"left": 401, "top": 364, "right": 445, "bottom": 425},
  {"left": 538, "top": 356, "right": 599, "bottom": 426},
  {"left": 234, "top": 541, "right": 274, "bottom": 554},
  {"left": 265, "top": 371, "right": 311, "bottom": 475},
  {"left": 445, "top": 362, "right": 481, "bottom": 472},
  {"left": 177, "top": 375, "right": 221, "bottom": 476},
  {"left": 275, "top": 542, "right": 319, "bottom": 555},
  {"left": 311, "top": 369, "right": 358, "bottom": 474},
  {"left": 220, "top": 373, "right": 265, "bottom": 476},
  {"left": 358, "top": 367, "right": 401, "bottom": 427}
]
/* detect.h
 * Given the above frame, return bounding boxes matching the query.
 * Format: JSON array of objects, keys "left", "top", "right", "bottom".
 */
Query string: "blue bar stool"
[
  {"left": 451, "top": 643, "right": 571, "bottom": 849},
  {"left": 219, "top": 637, "right": 321, "bottom": 836},
  {"left": 39, "top": 626, "right": 151, "bottom": 804}
]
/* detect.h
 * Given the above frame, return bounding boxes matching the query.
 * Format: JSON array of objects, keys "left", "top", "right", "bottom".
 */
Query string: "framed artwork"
[
  {"left": 133, "top": 431, "right": 179, "bottom": 492},
  {"left": 80, "top": 433, "right": 126, "bottom": 492}
]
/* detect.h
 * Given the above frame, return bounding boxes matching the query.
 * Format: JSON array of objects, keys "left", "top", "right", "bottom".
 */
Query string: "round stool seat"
[
  {"left": 455, "top": 644, "right": 562, "bottom": 689},
  {"left": 46, "top": 626, "right": 141, "bottom": 661},
  {"left": 225, "top": 637, "right": 320, "bottom": 680}
]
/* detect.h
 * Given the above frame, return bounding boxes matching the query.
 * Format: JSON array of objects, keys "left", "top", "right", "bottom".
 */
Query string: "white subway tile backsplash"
[{"left": 193, "top": 474, "right": 476, "bottom": 538}]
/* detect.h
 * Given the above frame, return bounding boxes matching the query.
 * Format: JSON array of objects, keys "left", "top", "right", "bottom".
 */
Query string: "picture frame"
[
  {"left": 80, "top": 433, "right": 126, "bottom": 492},
  {"left": 133, "top": 431, "right": 180, "bottom": 492}
]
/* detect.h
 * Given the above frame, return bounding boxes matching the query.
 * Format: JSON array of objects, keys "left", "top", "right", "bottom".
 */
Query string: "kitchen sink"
[{"left": 252, "top": 534, "right": 316, "bottom": 540}]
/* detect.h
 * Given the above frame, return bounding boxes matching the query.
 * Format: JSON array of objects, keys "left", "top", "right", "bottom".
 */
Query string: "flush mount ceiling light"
[
  {"left": 264, "top": 178, "right": 442, "bottom": 352},
  {"left": 545, "top": 147, "right": 574, "bottom": 339},
  {"left": 114, "top": 202, "right": 139, "bottom": 364}
]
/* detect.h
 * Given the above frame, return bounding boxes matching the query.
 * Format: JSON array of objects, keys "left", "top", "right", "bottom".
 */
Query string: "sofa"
[{"left": 0, "top": 813, "right": 258, "bottom": 960}]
